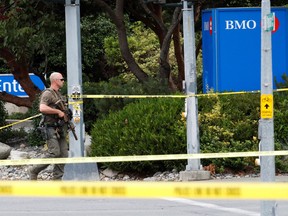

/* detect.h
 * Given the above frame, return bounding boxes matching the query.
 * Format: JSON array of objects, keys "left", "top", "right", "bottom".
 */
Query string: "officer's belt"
[{"left": 44, "top": 122, "right": 59, "bottom": 128}]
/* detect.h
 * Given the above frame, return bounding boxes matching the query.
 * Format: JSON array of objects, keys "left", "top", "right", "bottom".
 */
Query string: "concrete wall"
[
  {"left": 5, "top": 103, "right": 28, "bottom": 115},
  {"left": 6, "top": 119, "right": 33, "bottom": 132}
]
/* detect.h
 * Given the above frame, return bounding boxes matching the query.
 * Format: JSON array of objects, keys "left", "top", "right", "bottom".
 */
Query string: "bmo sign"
[
  {"left": 202, "top": 7, "right": 288, "bottom": 92},
  {"left": 225, "top": 20, "right": 257, "bottom": 30},
  {"left": 0, "top": 73, "right": 45, "bottom": 97}
]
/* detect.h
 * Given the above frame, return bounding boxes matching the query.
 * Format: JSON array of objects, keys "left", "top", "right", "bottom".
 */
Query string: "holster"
[{"left": 37, "top": 125, "right": 48, "bottom": 140}]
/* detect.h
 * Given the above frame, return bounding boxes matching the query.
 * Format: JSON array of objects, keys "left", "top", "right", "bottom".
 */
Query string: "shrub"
[
  {"left": 90, "top": 91, "right": 288, "bottom": 174},
  {"left": 8, "top": 112, "right": 30, "bottom": 119},
  {"left": 90, "top": 98, "right": 186, "bottom": 174},
  {"left": 0, "top": 100, "right": 9, "bottom": 143},
  {"left": 89, "top": 91, "right": 265, "bottom": 173},
  {"left": 274, "top": 91, "right": 288, "bottom": 172},
  {"left": 2, "top": 128, "right": 28, "bottom": 145},
  {"left": 199, "top": 94, "right": 259, "bottom": 172},
  {"left": 26, "top": 93, "right": 45, "bottom": 146},
  {"left": 83, "top": 77, "right": 172, "bottom": 133},
  {"left": 0, "top": 102, "right": 28, "bottom": 144},
  {"left": 0, "top": 100, "right": 8, "bottom": 126}
]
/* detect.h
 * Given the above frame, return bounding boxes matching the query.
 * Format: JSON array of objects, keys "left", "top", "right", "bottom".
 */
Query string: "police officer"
[{"left": 29, "top": 72, "right": 69, "bottom": 180}]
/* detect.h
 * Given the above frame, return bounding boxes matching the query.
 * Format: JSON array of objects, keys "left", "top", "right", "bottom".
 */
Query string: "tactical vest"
[{"left": 39, "top": 88, "right": 65, "bottom": 125}]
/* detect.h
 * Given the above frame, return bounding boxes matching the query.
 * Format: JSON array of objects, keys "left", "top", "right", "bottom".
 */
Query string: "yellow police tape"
[
  {"left": 0, "top": 181, "right": 288, "bottom": 199},
  {"left": 2, "top": 88, "right": 288, "bottom": 131},
  {"left": 1, "top": 150, "right": 288, "bottom": 166},
  {"left": 0, "top": 114, "right": 41, "bottom": 131},
  {"left": 1, "top": 89, "right": 288, "bottom": 200},
  {"left": 69, "top": 87, "right": 288, "bottom": 99}
]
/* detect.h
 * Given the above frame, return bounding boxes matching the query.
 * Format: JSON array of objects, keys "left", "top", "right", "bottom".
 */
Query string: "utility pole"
[
  {"left": 63, "top": 0, "right": 99, "bottom": 180},
  {"left": 182, "top": 0, "right": 199, "bottom": 171},
  {"left": 259, "top": 0, "right": 276, "bottom": 215},
  {"left": 179, "top": 0, "right": 210, "bottom": 181}
]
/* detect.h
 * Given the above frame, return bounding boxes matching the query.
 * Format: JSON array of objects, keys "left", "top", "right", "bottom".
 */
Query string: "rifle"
[{"left": 55, "top": 99, "right": 78, "bottom": 140}]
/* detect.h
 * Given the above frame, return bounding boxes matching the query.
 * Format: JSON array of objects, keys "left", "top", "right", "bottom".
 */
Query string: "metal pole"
[
  {"left": 260, "top": 0, "right": 276, "bottom": 215},
  {"left": 63, "top": 0, "right": 99, "bottom": 180},
  {"left": 65, "top": 0, "right": 83, "bottom": 157},
  {"left": 183, "top": 0, "right": 200, "bottom": 171}
]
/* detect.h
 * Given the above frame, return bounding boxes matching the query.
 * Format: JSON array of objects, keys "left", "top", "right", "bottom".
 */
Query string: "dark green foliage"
[
  {"left": 199, "top": 94, "right": 260, "bottom": 172},
  {"left": 274, "top": 92, "right": 288, "bottom": 146},
  {"left": 0, "top": 100, "right": 10, "bottom": 143},
  {"left": 90, "top": 98, "right": 186, "bottom": 174},
  {"left": 83, "top": 77, "right": 172, "bottom": 133},
  {"left": 81, "top": 14, "right": 118, "bottom": 81},
  {"left": 0, "top": 100, "right": 7, "bottom": 126},
  {"left": 0, "top": 128, "right": 28, "bottom": 144},
  {"left": 8, "top": 112, "right": 30, "bottom": 119},
  {"left": 89, "top": 91, "right": 288, "bottom": 174},
  {"left": 26, "top": 93, "right": 46, "bottom": 146},
  {"left": 271, "top": 74, "right": 288, "bottom": 172},
  {"left": 275, "top": 73, "right": 288, "bottom": 89},
  {"left": 0, "top": 102, "right": 28, "bottom": 144},
  {"left": 26, "top": 128, "right": 45, "bottom": 146},
  {"left": 274, "top": 91, "right": 288, "bottom": 172}
]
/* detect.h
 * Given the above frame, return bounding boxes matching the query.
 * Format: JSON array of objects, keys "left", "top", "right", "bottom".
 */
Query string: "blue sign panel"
[
  {"left": 202, "top": 7, "right": 288, "bottom": 93},
  {"left": 0, "top": 73, "right": 45, "bottom": 97}
]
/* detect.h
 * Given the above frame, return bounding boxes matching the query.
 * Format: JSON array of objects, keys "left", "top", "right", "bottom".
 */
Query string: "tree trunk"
[
  {"left": 0, "top": 47, "right": 41, "bottom": 108},
  {"left": 0, "top": 92, "right": 33, "bottom": 107},
  {"left": 94, "top": 0, "right": 148, "bottom": 82},
  {"left": 173, "top": 23, "right": 184, "bottom": 91},
  {"left": 159, "top": 7, "right": 182, "bottom": 89}
]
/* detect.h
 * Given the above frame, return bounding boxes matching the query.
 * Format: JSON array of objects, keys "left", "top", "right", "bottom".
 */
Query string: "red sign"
[
  {"left": 273, "top": 16, "right": 280, "bottom": 33},
  {"left": 209, "top": 17, "right": 212, "bottom": 35}
]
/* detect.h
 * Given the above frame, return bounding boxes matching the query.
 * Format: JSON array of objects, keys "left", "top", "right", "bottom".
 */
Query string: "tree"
[
  {"left": 125, "top": 0, "right": 287, "bottom": 89},
  {"left": 0, "top": 0, "right": 65, "bottom": 107},
  {"left": 1, "top": 0, "right": 287, "bottom": 108},
  {"left": 81, "top": 14, "right": 122, "bottom": 82},
  {"left": 104, "top": 21, "right": 162, "bottom": 79},
  {"left": 92, "top": 0, "right": 149, "bottom": 83}
]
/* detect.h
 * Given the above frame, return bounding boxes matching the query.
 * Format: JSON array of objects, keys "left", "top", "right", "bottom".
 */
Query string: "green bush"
[
  {"left": 274, "top": 91, "right": 288, "bottom": 172},
  {"left": 1, "top": 128, "right": 28, "bottom": 144},
  {"left": 90, "top": 75, "right": 288, "bottom": 174},
  {"left": 90, "top": 92, "right": 274, "bottom": 174},
  {"left": 0, "top": 102, "right": 28, "bottom": 144},
  {"left": 199, "top": 94, "right": 259, "bottom": 172},
  {"left": 16, "top": 82, "right": 286, "bottom": 174},
  {"left": 8, "top": 112, "right": 30, "bottom": 119},
  {"left": 0, "top": 100, "right": 7, "bottom": 126},
  {"left": 83, "top": 77, "right": 172, "bottom": 133},
  {"left": 90, "top": 98, "right": 186, "bottom": 174},
  {"left": 26, "top": 93, "right": 45, "bottom": 146},
  {"left": 0, "top": 100, "right": 9, "bottom": 143}
]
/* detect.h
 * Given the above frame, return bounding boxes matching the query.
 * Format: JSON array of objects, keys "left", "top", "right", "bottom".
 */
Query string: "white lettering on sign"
[
  {"left": 225, "top": 20, "right": 257, "bottom": 30},
  {"left": 0, "top": 80, "right": 25, "bottom": 93}
]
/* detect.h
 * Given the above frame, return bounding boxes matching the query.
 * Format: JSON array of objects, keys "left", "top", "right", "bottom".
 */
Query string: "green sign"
[{"left": 264, "top": 13, "right": 275, "bottom": 32}]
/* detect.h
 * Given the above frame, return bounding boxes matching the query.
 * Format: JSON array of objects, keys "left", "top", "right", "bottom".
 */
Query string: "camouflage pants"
[{"left": 30, "top": 126, "right": 68, "bottom": 180}]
